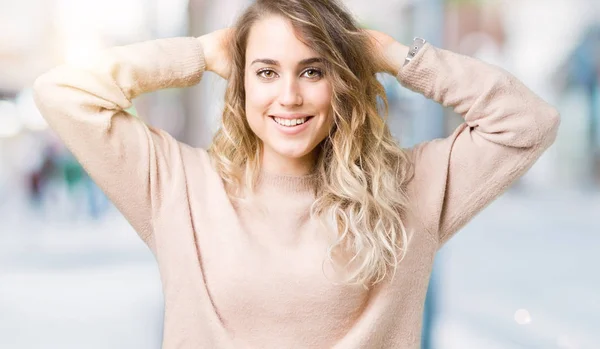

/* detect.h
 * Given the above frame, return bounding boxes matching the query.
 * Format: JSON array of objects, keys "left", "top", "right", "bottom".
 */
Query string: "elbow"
[
  {"left": 32, "top": 69, "right": 65, "bottom": 119},
  {"left": 33, "top": 69, "right": 55, "bottom": 96},
  {"left": 537, "top": 107, "right": 561, "bottom": 147},
  {"left": 32, "top": 72, "right": 55, "bottom": 111}
]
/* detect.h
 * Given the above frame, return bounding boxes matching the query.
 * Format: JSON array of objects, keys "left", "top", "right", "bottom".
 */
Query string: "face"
[{"left": 244, "top": 15, "right": 333, "bottom": 175}]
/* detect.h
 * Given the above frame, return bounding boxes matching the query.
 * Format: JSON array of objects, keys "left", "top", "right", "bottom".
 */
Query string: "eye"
[
  {"left": 302, "top": 68, "right": 323, "bottom": 79},
  {"left": 257, "top": 69, "right": 278, "bottom": 79}
]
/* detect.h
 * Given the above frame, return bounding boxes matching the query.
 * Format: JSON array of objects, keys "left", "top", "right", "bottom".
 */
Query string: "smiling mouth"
[{"left": 269, "top": 115, "right": 314, "bottom": 127}]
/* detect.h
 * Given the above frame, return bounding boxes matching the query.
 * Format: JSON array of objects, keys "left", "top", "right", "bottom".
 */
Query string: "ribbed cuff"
[
  {"left": 160, "top": 37, "right": 206, "bottom": 88},
  {"left": 396, "top": 42, "right": 438, "bottom": 98}
]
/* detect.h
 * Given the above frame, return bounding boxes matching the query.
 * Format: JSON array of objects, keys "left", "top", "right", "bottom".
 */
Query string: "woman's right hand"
[{"left": 198, "top": 28, "right": 234, "bottom": 79}]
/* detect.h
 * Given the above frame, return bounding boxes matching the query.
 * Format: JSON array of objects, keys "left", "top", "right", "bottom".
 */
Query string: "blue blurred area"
[{"left": 1, "top": 0, "right": 599, "bottom": 348}]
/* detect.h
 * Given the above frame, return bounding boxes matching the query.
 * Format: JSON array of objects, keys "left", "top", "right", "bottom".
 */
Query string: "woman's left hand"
[{"left": 364, "top": 29, "right": 409, "bottom": 76}]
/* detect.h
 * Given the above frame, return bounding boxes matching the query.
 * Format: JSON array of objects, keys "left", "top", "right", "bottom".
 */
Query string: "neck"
[{"left": 260, "top": 148, "right": 317, "bottom": 176}]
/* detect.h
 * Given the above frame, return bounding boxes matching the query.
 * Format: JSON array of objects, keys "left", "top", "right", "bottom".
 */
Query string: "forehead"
[{"left": 246, "top": 15, "right": 319, "bottom": 62}]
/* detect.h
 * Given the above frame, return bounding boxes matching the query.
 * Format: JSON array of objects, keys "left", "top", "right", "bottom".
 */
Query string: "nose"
[{"left": 277, "top": 77, "right": 303, "bottom": 107}]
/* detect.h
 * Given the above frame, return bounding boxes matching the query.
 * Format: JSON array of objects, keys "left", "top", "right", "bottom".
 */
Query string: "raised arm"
[
  {"left": 367, "top": 32, "right": 560, "bottom": 246},
  {"left": 403, "top": 43, "right": 559, "bottom": 246},
  {"left": 33, "top": 37, "right": 206, "bottom": 248}
]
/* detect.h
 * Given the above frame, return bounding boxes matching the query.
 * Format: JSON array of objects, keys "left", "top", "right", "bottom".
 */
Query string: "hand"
[
  {"left": 198, "top": 28, "right": 234, "bottom": 79},
  {"left": 364, "top": 29, "right": 409, "bottom": 76}
]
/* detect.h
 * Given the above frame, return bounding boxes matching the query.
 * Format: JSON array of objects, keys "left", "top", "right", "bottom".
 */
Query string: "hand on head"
[
  {"left": 198, "top": 28, "right": 234, "bottom": 79},
  {"left": 198, "top": 27, "right": 407, "bottom": 80},
  {"left": 364, "top": 29, "right": 408, "bottom": 76}
]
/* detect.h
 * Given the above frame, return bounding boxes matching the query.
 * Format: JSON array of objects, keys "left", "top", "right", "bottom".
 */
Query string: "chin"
[
  {"left": 275, "top": 147, "right": 312, "bottom": 159},
  {"left": 269, "top": 142, "right": 316, "bottom": 160}
]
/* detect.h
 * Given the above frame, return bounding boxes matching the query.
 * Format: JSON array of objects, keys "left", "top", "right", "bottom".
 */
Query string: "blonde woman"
[{"left": 33, "top": 0, "right": 560, "bottom": 347}]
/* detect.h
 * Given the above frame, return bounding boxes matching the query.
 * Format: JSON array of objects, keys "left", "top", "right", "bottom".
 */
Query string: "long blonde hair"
[{"left": 208, "top": 0, "right": 414, "bottom": 288}]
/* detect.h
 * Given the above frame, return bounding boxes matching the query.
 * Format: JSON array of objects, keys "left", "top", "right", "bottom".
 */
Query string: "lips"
[
  {"left": 268, "top": 115, "right": 314, "bottom": 124},
  {"left": 269, "top": 114, "right": 314, "bottom": 119},
  {"left": 268, "top": 115, "right": 315, "bottom": 133},
  {"left": 269, "top": 115, "right": 314, "bottom": 120}
]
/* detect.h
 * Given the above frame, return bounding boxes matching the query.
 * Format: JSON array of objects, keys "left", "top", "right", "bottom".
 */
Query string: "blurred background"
[{"left": 1, "top": 0, "right": 599, "bottom": 348}]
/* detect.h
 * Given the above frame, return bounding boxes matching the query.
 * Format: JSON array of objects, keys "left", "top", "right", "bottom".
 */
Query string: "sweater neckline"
[{"left": 256, "top": 169, "right": 320, "bottom": 194}]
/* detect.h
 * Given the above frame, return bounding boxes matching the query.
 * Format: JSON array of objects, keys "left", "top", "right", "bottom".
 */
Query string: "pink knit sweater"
[{"left": 33, "top": 37, "right": 559, "bottom": 348}]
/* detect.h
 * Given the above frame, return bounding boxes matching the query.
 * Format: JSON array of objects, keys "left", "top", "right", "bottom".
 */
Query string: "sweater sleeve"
[
  {"left": 33, "top": 37, "right": 206, "bottom": 249},
  {"left": 398, "top": 43, "right": 560, "bottom": 247}
]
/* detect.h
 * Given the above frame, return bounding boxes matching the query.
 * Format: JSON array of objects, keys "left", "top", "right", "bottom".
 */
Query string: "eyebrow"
[{"left": 250, "top": 57, "right": 324, "bottom": 66}]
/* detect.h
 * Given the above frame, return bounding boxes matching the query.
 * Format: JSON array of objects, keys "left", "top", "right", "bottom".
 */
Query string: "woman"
[{"left": 33, "top": 0, "right": 560, "bottom": 347}]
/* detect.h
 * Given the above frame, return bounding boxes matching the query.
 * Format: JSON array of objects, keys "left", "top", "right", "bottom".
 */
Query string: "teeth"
[{"left": 274, "top": 117, "right": 308, "bottom": 127}]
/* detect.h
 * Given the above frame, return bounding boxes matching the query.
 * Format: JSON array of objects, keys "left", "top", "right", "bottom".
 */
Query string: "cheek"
[
  {"left": 244, "top": 79, "right": 274, "bottom": 134},
  {"left": 245, "top": 78, "right": 273, "bottom": 113},
  {"left": 307, "top": 84, "right": 333, "bottom": 114}
]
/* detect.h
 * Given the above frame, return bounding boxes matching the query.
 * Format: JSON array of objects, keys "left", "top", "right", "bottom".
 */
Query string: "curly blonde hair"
[{"left": 207, "top": 0, "right": 414, "bottom": 288}]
